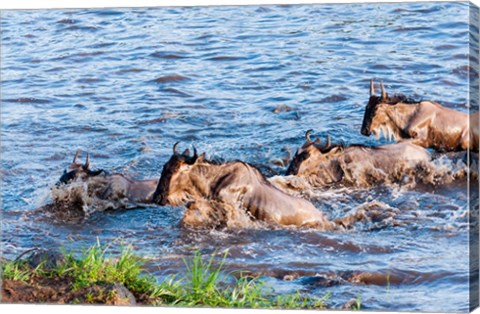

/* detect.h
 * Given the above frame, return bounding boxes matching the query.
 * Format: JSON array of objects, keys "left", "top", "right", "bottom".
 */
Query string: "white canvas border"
[
  {"left": 0, "top": 1, "right": 478, "bottom": 314},
  {"left": 0, "top": 0, "right": 478, "bottom": 10}
]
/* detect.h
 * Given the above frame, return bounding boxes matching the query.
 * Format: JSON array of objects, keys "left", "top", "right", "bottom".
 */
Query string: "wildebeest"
[
  {"left": 152, "top": 143, "right": 336, "bottom": 230},
  {"left": 56, "top": 150, "right": 158, "bottom": 205},
  {"left": 361, "top": 79, "right": 479, "bottom": 152},
  {"left": 286, "top": 130, "right": 431, "bottom": 187}
]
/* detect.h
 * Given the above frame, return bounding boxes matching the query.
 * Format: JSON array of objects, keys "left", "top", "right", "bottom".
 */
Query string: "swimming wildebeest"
[
  {"left": 361, "top": 79, "right": 479, "bottom": 152},
  {"left": 56, "top": 150, "right": 158, "bottom": 205},
  {"left": 286, "top": 130, "right": 431, "bottom": 187},
  {"left": 152, "top": 143, "right": 336, "bottom": 230}
]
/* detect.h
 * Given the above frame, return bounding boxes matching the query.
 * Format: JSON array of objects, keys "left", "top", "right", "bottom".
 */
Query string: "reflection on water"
[{"left": 1, "top": 2, "right": 478, "bottom": 312}]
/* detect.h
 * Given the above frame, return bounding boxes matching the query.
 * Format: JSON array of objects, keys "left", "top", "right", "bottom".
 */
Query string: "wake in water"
[
  {"left": 42, "top": 147, "right": 475, "bottom": 230},
  {"left": 46, "top": 173, "right": 390, "bottom": 230},
  {"left": 275, "top": 151, "right": 475, "bottom": 191},
  {"left": 270, "top": 152, "right": 475, "bottom": 232},
  {"left": 39, "top": 150, "right": 159, "bottom": 222},
  {"left": 44, "top": 178, "right": 135, "bottom": 222}
]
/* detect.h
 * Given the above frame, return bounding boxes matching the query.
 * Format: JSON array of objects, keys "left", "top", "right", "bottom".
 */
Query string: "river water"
[{"left": 1, "top": 2, "right": 478, "bottom": 312}]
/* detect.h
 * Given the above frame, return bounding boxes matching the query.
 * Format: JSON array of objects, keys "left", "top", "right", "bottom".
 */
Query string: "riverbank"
[{"left": 1, "top": 243, "right": 339, "bottom": 309}]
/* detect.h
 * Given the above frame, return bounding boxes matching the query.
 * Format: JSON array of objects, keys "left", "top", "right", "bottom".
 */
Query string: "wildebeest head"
[
  {"left": 57, "top": 150, "right": 104, "bottom": 185},
  {"left": 152, "top": 142, "right": 205, "bottom": 206},
  {"left": 360, "top": 79, "right": 390, "bottom": 136},
  {"left": 361, "top": 80, "right": 417, "bottom": 140},
  {"left": 286, "top": 130, "right": 343, "bottom": 176}
]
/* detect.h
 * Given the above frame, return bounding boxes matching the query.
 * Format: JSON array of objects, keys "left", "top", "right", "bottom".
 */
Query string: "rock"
[
  {"left": 107, "top": 283, "right": 137, "bottom": 306},
  {"left": 26, "top": 249, "right": 65, "bottom": 270},
  {"left": 342, "top": 298, "right": 361, "bottom": 310}
]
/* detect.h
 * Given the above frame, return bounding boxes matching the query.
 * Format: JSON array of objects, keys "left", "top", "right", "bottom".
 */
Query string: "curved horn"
[
  {"left": 85, "top": 153, "right": 91, "bottom": 169},
  {"left": 73, "top": 150, "right": 80, "bottom": 163},
  {"left": 173, "top": 142, "right": 180, "bottom": 155},
  {"left": 370, "top": 79, "right": 375, "bottom": 96},
  {"left": 192, "top": 145, "right": 198, "bottom": 159},
  {"left": 326, "top": 135, "right": 331, "bottom": 148},
  {"left": 305, "top": 129, "right": 314, "bottom": 143},
  {"left": 381, "top": 81, "right": 387, "bottom": 100}
]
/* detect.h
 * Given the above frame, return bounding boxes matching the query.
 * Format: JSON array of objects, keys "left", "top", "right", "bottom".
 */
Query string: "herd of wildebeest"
[{"left": 53, "top": 80, "right": 479, "bottom": 229}]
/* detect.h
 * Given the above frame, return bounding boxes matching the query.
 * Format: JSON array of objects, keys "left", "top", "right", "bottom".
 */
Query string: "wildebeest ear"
[
  {"left": 182, "top": 148, "right": 190, "bottom": 156},
  {"left": 86, "top": 169, "right": 104, "bottom": 176},
  {"left": 329, "top": 146, "right": 343, "bottom": 155},
  {"left": 196, "top": 152, "right": 206, "bottom": 163}
]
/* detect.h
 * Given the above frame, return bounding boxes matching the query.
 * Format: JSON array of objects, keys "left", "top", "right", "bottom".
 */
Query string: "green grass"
[
  {"left": 2, "top": 260, "right": 31, "bottom": 282},
  {"left": 57, "top": 242, "right": 156, "bottom": 293},
  {"left": 1, "top": 243, "right": 327, "bottom": 309},
  {"left": 177, "top": 251, "right": 327, "bottom": 308}
]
